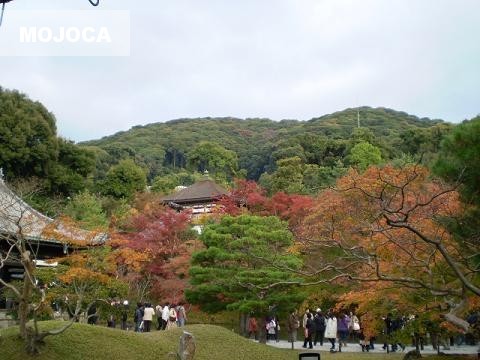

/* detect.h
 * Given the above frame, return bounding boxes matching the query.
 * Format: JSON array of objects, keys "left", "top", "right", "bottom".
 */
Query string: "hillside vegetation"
[
  {"left": 0, "top": 86, "right": 455, "bottom": 211},
  {"left": 81, "top": 107, "right": 451, "bottom": 183},
  {"left": 0, "top": 85, "right": 453, "bottom": 201}
]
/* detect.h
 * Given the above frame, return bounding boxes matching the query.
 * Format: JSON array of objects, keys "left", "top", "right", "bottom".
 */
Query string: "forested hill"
[{"left": 81, "top": 107, "right": 450, "bottom": 182}]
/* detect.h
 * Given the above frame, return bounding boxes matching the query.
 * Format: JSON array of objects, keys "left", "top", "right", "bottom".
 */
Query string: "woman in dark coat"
[
  {"left": 313, "top": 308, "right": 326, "bottom": 346},
  {"left": 302, "top": 313, "right": 314, "bottom": 349}
]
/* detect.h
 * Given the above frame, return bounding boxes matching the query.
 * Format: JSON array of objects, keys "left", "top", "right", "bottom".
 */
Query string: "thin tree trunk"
[
  {"left": 239, "top": 312, "right": 247, "bottom": 337},
  {"left": 19, "top": 256, "right": 34, "bottom": 339},
  {"left": 258, "top": 317, "right": 267, "bottom": 344},
  {"left": 18, "top": 292, "right": 30, "bottom": 339}
]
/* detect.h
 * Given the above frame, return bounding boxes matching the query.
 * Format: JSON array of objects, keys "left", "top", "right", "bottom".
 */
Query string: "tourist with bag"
[
  {"left": 325, "top": 310, "right": 338, "bottom": 351},
  {"left": 166, "top": 304, "right": 178, "bottom": 330},
  {"left": 350, "top": 311, "right": 360, "bottom": 340},
  {"left": 266, "top": 317, "right": 276, "bottom": 341}
]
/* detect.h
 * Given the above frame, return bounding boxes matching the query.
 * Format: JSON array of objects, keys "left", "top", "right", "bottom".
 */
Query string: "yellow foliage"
[{"left": 59, "top": 267, "right": 109, "bottom": 285}]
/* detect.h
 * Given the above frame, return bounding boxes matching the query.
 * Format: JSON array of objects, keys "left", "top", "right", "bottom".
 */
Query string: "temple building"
[
  {"left": 0, "top": 175, "right": 107, "bottom": 311},
  {"left": 160, "top": 174, "right": 229, "bottom": 220}
]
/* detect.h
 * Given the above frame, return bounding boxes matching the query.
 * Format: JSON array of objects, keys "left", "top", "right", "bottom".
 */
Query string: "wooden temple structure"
[{"left": 160, "top": 175, "right": 229, "bottom": 219}]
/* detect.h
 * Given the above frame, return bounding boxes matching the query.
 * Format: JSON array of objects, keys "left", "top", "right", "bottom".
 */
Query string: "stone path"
[{"left": 261, "top": 340, "right": 479, "bottom": 355}]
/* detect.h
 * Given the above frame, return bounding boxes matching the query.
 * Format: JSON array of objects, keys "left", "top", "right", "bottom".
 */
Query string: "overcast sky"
[{"left": 1, "top": 0, "right": 479, "bottom": 142}]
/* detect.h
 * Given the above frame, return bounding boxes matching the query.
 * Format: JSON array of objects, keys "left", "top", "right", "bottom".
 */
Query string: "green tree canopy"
[
  {"left": 187, "top": 215, "right": 304, "bottom": 317},
  {"left": 303, "top": 163, "right": 347, "bottom": 193},
  {"left": 347, "top": 141, "right": 382, "bottom": 171},
  {"left": 399, "top": 124, "right": 452, "bottom": 158},
  {"left": 434, "top": 116, "right": 480, "bottom": 204},
  {"left": 272, "top": 144, "right": 307, "bottom": 163},
  {"left": 350, "top": 127, "right": 376, "bottom": 145},
  {"left": 187, "top": 141, "right": 238, "bottom": 181},
  {"left": 0, "top": 88, "right": 58, "bottom": 179},
  {"left": 101, "top": 159, "right": 146, "bottom": 199},
  {"left": 151, "top": 171, "right": 198, "bottom": 194},
  {"left": 63, "top": 190, "right": 109, "bottom": 230},
  {"left": 434, "top": 116, "right": 480, "bottom": 261},
  {"left": 269, "top": 156, "right": 305, "bottom": 194},
  {"left": 46, "top": 139, "right": 96, "bottom": 195},
  {"left": 0, "top": 88, "right": 96, "bottom": 196}
]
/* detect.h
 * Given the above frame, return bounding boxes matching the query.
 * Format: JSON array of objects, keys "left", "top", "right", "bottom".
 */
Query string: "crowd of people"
[
  {"left": 247, "top": 307, "right": 468, "bottom": 353},
  {"left": 291, "top": 308, "right": 363, "bottom": 352},
  {"left": 85, "top": 299, "right": 473, "bottom": 352},
  {"left": 246, "top": 308, "right": 363, "bottom": 352},
  {"left": 101, "top": 301, "right": 188, "bottom": 333}
]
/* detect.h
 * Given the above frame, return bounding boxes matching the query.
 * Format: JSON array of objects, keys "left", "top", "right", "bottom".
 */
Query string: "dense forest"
[
  {"left": 81, "top": 104, "right": 451, "bottom": 193},
  {"left": 0, "top": 86, "right": 454, "bottom": 212}
]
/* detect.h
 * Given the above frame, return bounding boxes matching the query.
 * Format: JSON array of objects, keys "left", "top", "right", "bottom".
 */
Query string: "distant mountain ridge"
[
  {"left": 81, "top": 107, "right": 449, "bottom": 180},
  {"left": 85, "top": 106, "right": 443, "bottom": 143}
]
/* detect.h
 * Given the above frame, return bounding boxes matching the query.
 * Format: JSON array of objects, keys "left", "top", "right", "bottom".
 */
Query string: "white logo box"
[{"left": 0, "top": 10, "right": 130, "bottom": 56}]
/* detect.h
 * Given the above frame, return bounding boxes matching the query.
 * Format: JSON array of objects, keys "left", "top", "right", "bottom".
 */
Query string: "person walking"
[
  {"left": 287, "top": 309, "right": 300, "bottom": 349},
  {"left": 143, "top": 303, "right": 155, "bottom": 332},
  {"left": 359, "top": 330, "right": 370, "bottom": 352},
  {"left": 134, "top": 303, "right": 144, "bottom": 332},
  {"left": 155, "top": 304, "right": 163, "bottom": 330},
  {"left": 325, "top": 310, "right": 338, "bottom": 351},
  {"left": 273, "top": 315, "right": 280, "bottom": 342},
  {"left": 166, "top": 304, "right": 178, "bottom": 330},
  {"left": 302, "top": 313, "right": 314, "bottom": 349},
  {"left": 350, "top": 311, "right": 360, "bottom": 340},
  {"left": 247, "top": 314, "right": 258, "bottom": 340},
  {"left": 302, "top": 309, "right": 311, "bottom": 329},
  {"left": 383, "top": 313, "right": 394, "bottom": 352},
  {"left": 121, "top": 300, "right": 128, "bottom": 330},
  {"left": 107, "top": 314, "right": 116, "bottom": 328},
  {"left": 338, "top": 313, "right": 350, "bottom": 347},
  {"left": 391, "top": 315, "right": 406, "bottom": 352},
  {"left": 266, "top": 317, "right": 276, "bottom": 341},
  {"left": 176, "top": 303, "right": 187, "bottom": 327},
  {"left": 161, "top": 303, "right": 170, "bottom": 330},
  {"left": 313, "top": 308, "right": 326, "bottom": 346},
  {"left": 121, "top": 310, "right": 128, "bottom": 330}
]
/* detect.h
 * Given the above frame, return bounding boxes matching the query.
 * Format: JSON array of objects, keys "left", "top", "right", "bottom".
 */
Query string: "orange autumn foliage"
[
  {"left": 297, "top": 164, "right": 480, "bottom": 333},
  {"left": 107, "top": 235, "right": 150, "bottom": 274},
  {"left": 301, "top": 165, "right": 463, "bottom": 295},
  {"left": 59, "top": 267, "right": 110, "bottom": 285},
  {"left": 334, "top": 283, "right": 420, "bottom": 339}
]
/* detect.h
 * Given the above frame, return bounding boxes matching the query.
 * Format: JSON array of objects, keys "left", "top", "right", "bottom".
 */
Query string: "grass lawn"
[
  {"left": 426, "top": 358, "right": 475, "bottom": 360},
  {"left": 0, "top": 321, "right": 474, "bottom": 360}
]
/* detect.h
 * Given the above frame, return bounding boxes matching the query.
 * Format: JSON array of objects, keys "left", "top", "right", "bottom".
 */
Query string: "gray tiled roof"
[
  {"left": 161, "top": 179, "right": 228, "bottom": 204},
  {"left": 0, "top": 180, "right": 107, "bottom": 245}
]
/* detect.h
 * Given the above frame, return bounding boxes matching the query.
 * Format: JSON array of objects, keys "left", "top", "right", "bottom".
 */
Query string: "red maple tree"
[{"left": 119, "top": 203, "right": 198, "bottom": 303}]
